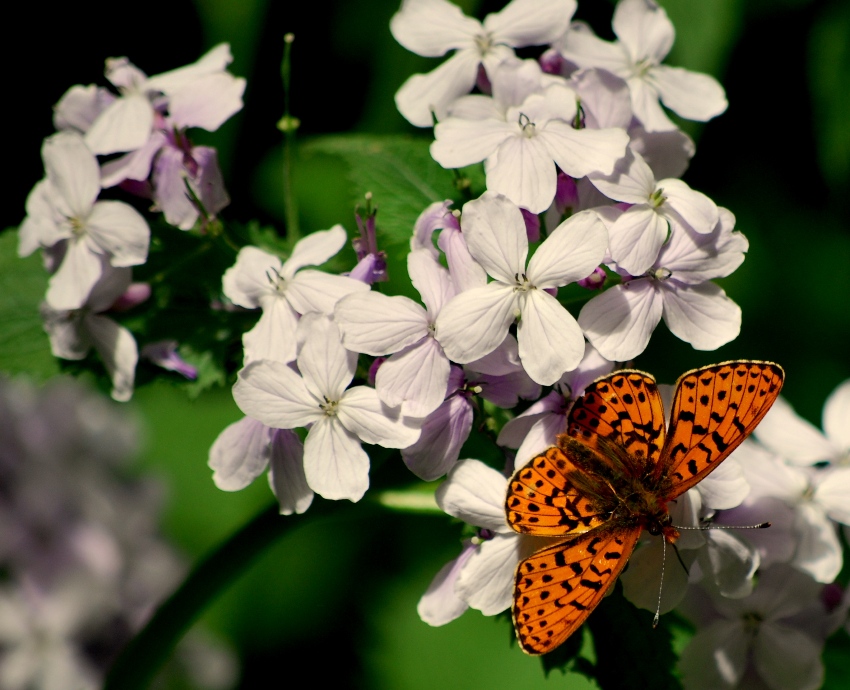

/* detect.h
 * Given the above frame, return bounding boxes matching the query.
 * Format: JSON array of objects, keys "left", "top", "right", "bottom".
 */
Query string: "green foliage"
[
  {"left": 0, "top": 230, "right": 59, "bottom": 380},
  {"left": 824, "top": 629, "right": 850, "bottom": 689}
]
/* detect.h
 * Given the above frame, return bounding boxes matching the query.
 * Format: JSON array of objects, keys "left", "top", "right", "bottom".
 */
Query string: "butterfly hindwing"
[
  {"left": 662, "top": 361, "right": 784, "bottom": 499},
  {"left": 512, "top": 526, "right": 642, "bottom": 655},
  {"left": 506, "top": 446, "right": 610, "bottom": 537},
  {"left": 567, "top": 370, "right": 667, "bottom": 470}
]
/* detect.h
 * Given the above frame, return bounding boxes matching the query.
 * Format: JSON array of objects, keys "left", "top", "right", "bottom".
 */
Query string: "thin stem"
[
  {"left": 280, "top": 33, "right": 301, "bottom": 245},
  {"left": 103, "top": 498, "right": 361, "bottom": 690}
]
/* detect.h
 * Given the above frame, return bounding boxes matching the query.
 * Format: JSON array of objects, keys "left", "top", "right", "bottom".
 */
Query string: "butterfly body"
[{"left": 506, "top": 361, "right": 784, "bottom": 655}]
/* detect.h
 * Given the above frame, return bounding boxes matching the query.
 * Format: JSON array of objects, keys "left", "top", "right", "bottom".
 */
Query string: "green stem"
[
  {"left": 281, "top": 33, "right": 300, "bottom": 245},
  {"left": 103, "top": 498, "right": 357, "bottom": 689}
]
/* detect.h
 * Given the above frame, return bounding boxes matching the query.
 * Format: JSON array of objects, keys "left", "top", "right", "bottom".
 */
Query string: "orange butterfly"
[{"left": 505, "top": 360, "right": 784, "bottom": 655}]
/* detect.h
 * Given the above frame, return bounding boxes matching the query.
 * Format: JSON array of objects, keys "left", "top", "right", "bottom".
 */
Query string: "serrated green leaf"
[
  {"left": 0, "top": 229, "right": 59, "bottom": 380},
  {"left": 179, "top": 344, "right": 227, "bottom": 399}
]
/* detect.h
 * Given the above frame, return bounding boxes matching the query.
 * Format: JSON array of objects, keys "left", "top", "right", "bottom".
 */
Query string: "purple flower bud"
[
  {"left": 539, "top": 48, "right": 568, "bottom": 76},
  {"left": 543, "top": 286, "right": 558, "bottom": 297},
  {"left": 520, "top": 208, "right": 540, "bottom": 243},
  {"left": 554, "top": 173, "right": 579, "bottom": 215},
  {"left": 475, "top": 64, "right": 492, "bottom": 95},
  {"left": 368, "top": 356, "right": 387, "bottom": 387},
  {"left": 110, "top": 283, "right": 152, "bottom": 312},
  {"left": 578, "top": 266, "right": 606, "bottom": 290},
  {"left": 351, "top": 197, "right": 389, "bottom": 283},
  {"left": 821, "top": 582, "right": 844, "bottom": 613},
  {"left": 141, "top": 340, "right": 198, "bottom": 380}
]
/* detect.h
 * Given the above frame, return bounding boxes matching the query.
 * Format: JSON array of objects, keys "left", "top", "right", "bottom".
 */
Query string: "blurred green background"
[{"left": 3, "top": 0, "right": 849, "bottom": 687}]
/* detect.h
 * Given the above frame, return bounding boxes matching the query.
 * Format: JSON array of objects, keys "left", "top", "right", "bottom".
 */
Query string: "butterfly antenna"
[
  {"left": 653, "top": 538, "right": 666, "bottom": 628},
  {"left": 676, "top": 522, "right": 771, "bottom": 531}
]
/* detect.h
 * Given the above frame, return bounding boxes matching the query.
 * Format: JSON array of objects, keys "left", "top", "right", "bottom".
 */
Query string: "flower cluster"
[
  {"left": 0, "top": 377, "right": 237, "bottom": 690},
  {"left": 19, "top": 45, "right": 244, "bottom": 400}
]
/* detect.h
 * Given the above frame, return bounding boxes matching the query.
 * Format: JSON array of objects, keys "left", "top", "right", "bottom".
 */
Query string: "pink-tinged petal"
[
  {"left": 659, "top": 178, "right": 719, "bottom": 235},
  {"left": 456, "top": 533, "right": 523, "bottom": 614},
  {"left": 696, "top": 457, "right": 749, "bottom": 510},
  {"left": 187, "top": 145, "right": 230, "bottom": 219},
  {"left": 402, "top": 394, "right": 473, "bottom": 480},
  {"left": 579, "top": 280, "right": 663, "bottom": 361},
  {"left": 734, "top": 441, "right": 807, "bottom": 502},
  {"left": 53, "top": 84, "right": 115, "bottom": 133},
  {"left": 717, "top": 496, "right": 796, "bottom": 569},
  {"left": 151, "top": 146, "right": 198, "bottom": 229},
  {"left": 465, "top": 332, "right": 521, "bottom": 376},
  {"left": 628, "top": 77, "right": 676, "bottom": 132},
  {"left": 556, "top": 24, "right": 631, "bottom": 74},
  {"left": 145, "top": 43, "right": 235, "bottom": 93},
  {"left": 100, "top": 131, "right": 167, "bottom": 187},
  {"left": 613, "top": 0, "right": 674, "bottom": 64},
  {"left": 141, "top": 340, "right": 197, "bottom": 379},
  {"left": 652, "top": 64, "right": 728, "bottom": 122},
  {"left": 297, "top": 315, "right": 356, "bottom": 401},
  {"left": 541, "top": 122, "right": 629, "bottom": 178},
  {"left": 517, "top": 289, "right": 584, "bottom": 385},
  {"left": 431, "top": 115, "right": 515, "bottom": 167},
  {"left": 513, "top": 414, "right": 565, "bottom": 469},
  {"left": 376, "top": 337, "right": 450, "bottom": 418},
  {"left": 823, "top": 379, "right": 850, "bottom": 452},
  {"left": 40, "top": 306, "right": 88, "bottom": 360},
  {"left": 411, "top": 201, "right": 459, "bottom": 259},
  {"left": 461, "top": 193, "right": 528, "bottom": 283},
  {"left": 396, "top": 49, "right": 481, "bottom": 127},
  {"left": 474, "top": 369, "right": 540, "bottom": 408},
  {"left": 485, "top": 0, "right": 574, "bottom": 45},
  {"left": 678, "top": 621, "right": 748, "bottom": 690},
  {"left": 208, "top": 417, "right": 272, "bottom": 491},
  {"left": 303, "top": 417, "right": 369, "bottom": 502},
  {"left": 754, "top": 397, "right": 835, "bottom": 466},
  {"left": 608, "top": 204, "right": 667, "bottom": 275},
  {"left": 698, "top": 530, "right": 760, "bottom": 599},
  {"left": 409, "top": 250, "right": 455, "bottom": 317},
  {"left": 338, "top": 386, "right": 421, "bottom": 449},
  {"left": 285, "top": 270, "right": 370, "bottom": 315},
  {"left": 85, "top": 314, "right": 138, "bottom": 402},
  {"left": 335, "top": 292, "right": 428, "bottom": 355},
  {"left": 243, "top": 298, "right": 299, "bottom": 365},
  {"left": 498, "top": 390, "right": 563, "bottom": 448},
  {"left": 485, "top": 134, "right": 556, "bottom": 214},
  {"left": 661, "top": 282, "right": 741, "bottom": 351},
  {"left": 104, "top": 56, "right": 148, "bottom": 90},
  {"left": 621, "top": 536, "right": 690, "bottom": 614},
  {"left": 527, "top": 209, "right": 608, "bottom": 288},
  {"left": 447, "top": 93, "right": 503, "bottom": 119},
  {"left": 87, "top": 263, "right": 132, "bottom": 312},
  {"left": 19, "top": 180, "right": 58, "bottom": 256},
  {"left": 86, "top": 201, "right": 150, "bottom": 266},
  {"left": 628, "top": 125, "right": 695, "bottom": 180},
  {"left": 233, "top": 360, "right": 322, "bottom": 429},
  {"left": 435, "top": 283, "right": 518, "bottom": 364},
  {"left": 561, "top": 341, "right": 616, "bottom": 396},
  {"left": 754, "top": 624, "right": 824, "bottom": 690},
  {"left": 390, "top": 0, "right": 482, "bottom": 56},
  {"left": 814, "top": 468, "right": 850, "bottom": 525},
  {"left": 269, "top": 429, "right": 313, "bottom": 515},
  {"left": 572, "top": 68, "right": 632, "bottom": 130},
  {"left": 418, "top": 543, "right": 475, "bottom": 626},
  {"left": 45, "top": 241, "right": 104, "bottom": 311},
  {"left": 222, "top": 246, "right": 281, "bottom": 308},
  {"left": 168, "top": 72, "right": 245, "bottom": 131},
  {"left": 588, "top": 147, "right": 656, "bottom": 204},
  {"left": 437, "top": 226, "right": 487, "bottom": 292},
  {"left": 84, "top": 93, "right": 154, "bottom": 155},
  {"left": 657, "top": 209, "right": 748, "bottom": 284},
  {"left": 436, "top": 459, "right": 510, "bottom": 532},
  {"left": 283, "top": 225, "right": 348, "bottom": 277},
  {"left": 42, "top": 132, "right": 100, "bottom": 219},
  {"left": 793, "top": 503, "right": 842, "bottom": 583}
]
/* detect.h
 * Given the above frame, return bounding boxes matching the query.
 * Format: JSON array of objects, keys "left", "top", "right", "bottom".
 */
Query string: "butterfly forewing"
[
  {"left": 506, "top": 446, "right": 610, "bottom": 537},
  {"left": 512, "top": 526, "right": 642, "bottom": 655},
  {"left": 661, "top": 361, "right": 784, "bottom": 498},
  {"left": 567, "top": 371, "right": 667, "bottom": 470}
]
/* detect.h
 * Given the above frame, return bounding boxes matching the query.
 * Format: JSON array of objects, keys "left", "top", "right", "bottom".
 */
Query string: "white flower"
[
  {"left": 19, "top": 132, "right": 150, "bottom": 311},
  {"left": 232, "top": 315, "right": 420, "bottom": 502},
  {"left": 222, "top": 226, "right": 368, "bottom": 364},
  {"left": 579, "top": 207, "right": 745, "bottom": 361},
  {"left": 555, "top": 0, "right": 727, "bottom": 131},
  {"left": 391, "top": 0, "right": 576, "bottom": 126},
  {"left": 436, "top": 193, "right": 608, "bottom": 385}
]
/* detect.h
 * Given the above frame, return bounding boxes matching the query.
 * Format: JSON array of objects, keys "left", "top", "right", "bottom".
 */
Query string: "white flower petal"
[
  {"left": 679, "top": 621, "right": 748, "bottom": 690},
  {"left": 376, "top": 337, "right": 450, "bottom": 418},
  {"left": 823, "top": 379, "right": 850, "bottom": 452},
  {"left": 431, "top": 115, "right": 515, "bottom": 168},
  {"left": 86, "top": 201, "right": 150, "bottom": 266},
  {"left": 167, "top": 72, "right": 245, "bottom": 131},
  {"left": 338, "top": 386, "right": 421, "bottom": 449},
  {"left": 695, "top": 457, "right": 749, "bottom": 510},
  {"left": 435, "top": 283, "right": 518, "bottom": 363},
  {"left": 613, "top": 0, "right": 674, "bottom": 64},
  {"left": 46, "top": 241, "right": 105, "bottom": 311},
  {"left": 628, "top": 125, "right": 695, "bottom": 180},
  {"left": 456, "top": 533, "right": 522, "bottom": 615},
  {"left": 269, "top": 429, "right": 314, "bottom": 515},
  {"left": 527, "top": 209, "right": 608, "bottom": 288},
  {"left": 513, "top": 413, "right": 565, "bottom": 470},
  {"left": 42, "top": 132, "right": 100, "bottom": 217},
  {"left": 86, "top": 314, "right": 138, "bottom": 402},
  {"left": 402, "top": 394, "right": 473, "bottom": 481},
  {"left": 233, "top": 360, "right": 321, "bottom": 429},
  {"left": 498, "top": 391, "right": 562, "bottom": 448},
  {"left": 661, "top": 282, "right": 741, "bottom": 351},
  {"left": 418, "top": 543, "right": 475, "bottom": 626},
  {"left": 437, "top": 226, "right": 488, "bottom": 293},
  {"left": 396, "top": 49, "right": 481, "bottom": 127},
  {"left": 222, "top": 246, "right": 280, "bottom": 308},
  {"left": 284, "top": 270, "right": 369, "bottom": 315},
  {"left": 297, "top": 314, "right": 356, "bottom": 401},
  {"left": 408, "top": 249, "right": 455, "bottom": 317},
  {"left": 303, "top": 417, "right": 369, "bottom": 502},
  {"left": 556, "top": 24, "right": 631, "bottom": 75},
  {"left": 572, "top": 67, "right": 632, "bottom": 130},
  {"left": 41, "top": 306, "right": 88, "bottom": 360},
  {"left": 698, "top": 530, "right": 759, "bottom": 599},
  {"left": 436, "top": 458, "right": 510, "bottom": 531},
  {"left": 579, "top": 280, "right": 663, "bottom": 361},
  {"left": 84, "top": 93, "right": 153, "bottom": 155},
  {"left": 628, "top": 77, "right": 676, "bottom": 132},
  {"left": 608, "top": 204, "right": 668, "bottom": 276},
  {"left": 335, "top": 291, "right": 429, "bottom": 355},
  {"left": 620, "top": 536, "right": 689, "bottom": 614},
  {"left": 541, "top": 122, "right": 629, "bottom": 178},
  {"left": 282, "top": 225, "right": 348, "bottom": 277},
  {"left": 517, "top": 290, "right": 584, "bottom": 385},
  {"left": 588, "top": 147, "right": 656, "bottom": 204},
  {"left": 485, "top": 0, "right": 575, "bottom": 46},
  {"left": 209, "top": 417, "right": 272, "bottom": 491},
  {"left": 390, "top": 0, "right": 482, "bottom": 56},
  {"left": 461, "top": 193, "right": 528, "bottom": 283},
  {"left": 242, "top": 298, "right": 299, "bottom": 365},
  {"left": 754, "top": 396, "right": 835, "bottom": 465},
  {"left": 652, "top": 64, "right": 728, "bottom": 122},
  {"left": 753, "top": 624, "right": 824, "bottom": 690},
  {"left": 486, "top": 134, "right": 556, "bottom": 214},
  {"left": 659, "top": 178, "right": 719, "bottom": 235},
  {"left": 792, "top": 503, "right": 842, "bottom": 583},
  {"left": 814, "top": 468, "right": 850, "bottom": 525}
]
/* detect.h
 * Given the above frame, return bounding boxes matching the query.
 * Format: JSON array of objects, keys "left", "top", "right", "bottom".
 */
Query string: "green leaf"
[
  {"left": 588, "top": 584, "right": 682, "bottom": 690},
  {"left": 823, "top": 629, "right": 850, "bottom": 689},
  {"left": 0, "top": 229, "right": 58, "bottom": 380}
]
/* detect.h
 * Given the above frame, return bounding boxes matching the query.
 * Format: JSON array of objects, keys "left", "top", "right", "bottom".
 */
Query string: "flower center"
[
  {"left": 741, "top": 611, "right": 763, "bottom": 635},
  {"left": 649, "top": 188, "right": 666, "bottom": 208},
  {"left": 649, "top": 267, "right": 672, "bottom": 282},
  {"left": 632, "top": 58, "right": 654, "bottom": 79},
  {"left": 320, "top": 396, "right": 339, "bottom": 417},
  {"left": 513, "top": 272, "right": 533, "bottom": 292},
  {"left": 69, "top": 216, "right": 87, "bottom": 238},
  {"left": 518, "top": 113, "right": 537, "bottom": 138},
  {"left": 474, "top": 31, "right": 494, "bottom": 57},
  {"left": 265, "top": 267, "right": 286, "bottom": 293}
]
